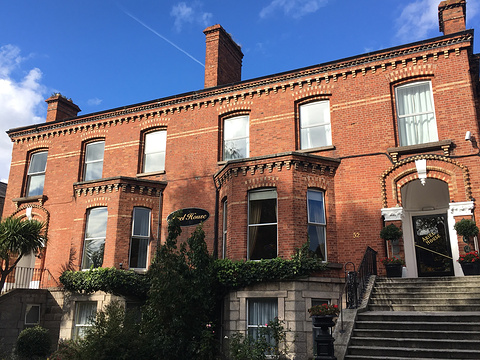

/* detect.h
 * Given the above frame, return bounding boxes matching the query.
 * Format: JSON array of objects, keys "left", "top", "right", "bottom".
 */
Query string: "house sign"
[{"left": 167, "top": 208, "right": 210, "bottom": 226}]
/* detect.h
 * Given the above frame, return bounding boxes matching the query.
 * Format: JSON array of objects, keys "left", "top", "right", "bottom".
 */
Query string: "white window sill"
[
  {"left": 136, "top": 170, "right": 165, "bottom": 178},
  {"left": 297, "top": 145, "right": 335, "bottom": 153}
]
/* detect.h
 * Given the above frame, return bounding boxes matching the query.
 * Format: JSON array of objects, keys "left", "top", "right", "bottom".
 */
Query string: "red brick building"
[{"left": 1, "top": 0, "right": 479, "bottom": 356}]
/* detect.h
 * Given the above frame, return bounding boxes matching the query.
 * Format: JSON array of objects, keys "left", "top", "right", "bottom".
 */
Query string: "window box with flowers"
[
  {"left": 458, "top": 251, "right": 480, "bottom": 276},
  {"left": 381, "top": 257, "right": 405, "bottom": 278}
]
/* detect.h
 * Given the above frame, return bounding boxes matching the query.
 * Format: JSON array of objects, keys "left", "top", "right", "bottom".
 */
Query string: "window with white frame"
[
  {"left": 82, "top": 207, "right": 108, "bottom": 269},
  {"left": 300, "top": 100, "right": 332, "bottom": 149},
  {"left": 25, "top": 304, "right": 40, "bottom": 325},
  {"left": 129, "top": 207, "right": 151, "bottom": 269},
  {"left": 222, "top": 200, "right": 228, "bottom": 259},
  {"left": 395, "top": 81, "right": 438, "bottom": 146},
  {"left": 26, "top": 151, "right": 48, "bottom": 197},
  {"left": 84, "top": 141, "right": 105, "bottom": 181},
  {"left": 73, "top": 302, "right": 97, "bottom": 339},
  {"left": 143, "top": 130, "right": 167, "bottom": 173},
  {"left": 223, "top": 115, "right": 249, "bottom": 160},
  {"left": 247, "top": 298, "right": 278, "bottom": 343},
  {"left": 307, "top": 190, "right": 326, "bottom": 260},
  {"left": 248, "top": 189, "right": 277, "bottom": 260}
]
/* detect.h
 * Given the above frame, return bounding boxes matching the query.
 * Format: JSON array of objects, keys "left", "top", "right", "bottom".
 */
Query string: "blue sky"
[{"left": 1, "top": 0, "right": 479, "bottom": 182}]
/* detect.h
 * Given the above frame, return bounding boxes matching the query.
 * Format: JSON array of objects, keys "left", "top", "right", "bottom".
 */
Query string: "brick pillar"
[
  {"left": 45, "top": 94, "right": 81, "bottom": 123},
  {"left": 203, "top": 24, "right": 243, "bottom": 88},
  {"left": 438, "top": 0, "right": 466, "bottom": 35}
]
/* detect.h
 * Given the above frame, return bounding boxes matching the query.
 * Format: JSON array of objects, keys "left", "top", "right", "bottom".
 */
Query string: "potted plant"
[
  {"left": 308, "top": 303, "right": 339, "bottom": 328},
  {"left": 454, "top": 219, "right": 479, "bottom": 250},
  {"left": 458, "top": 251, "right": 480, "bottom": 276},
  {"left": 381, "top": 256, "right": 405, "bottom": 278},
  {"left": 380, "top": 224, "right": 403, "bottom": 245}
]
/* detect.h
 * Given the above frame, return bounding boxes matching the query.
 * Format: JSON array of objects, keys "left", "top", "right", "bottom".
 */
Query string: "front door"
[{"left": 412, "top": 214, "right": 454, "bottom": 277}]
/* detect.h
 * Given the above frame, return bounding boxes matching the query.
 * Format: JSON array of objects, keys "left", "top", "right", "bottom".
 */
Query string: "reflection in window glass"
[
  {"left": 300, "top": 101, "right": 331, "bottom": 149},
  {"left": 25, "top": 304, "right": 40, "bottom": 325},
  {"left": 129, "top": 207, "right": 150, "bottom": 269},
  {"left": 224, "top": 116, "right": 249, "bottom": 160},
  {"left": 143, "top": 131, "right": 167, "bottom": 173},
  {"left": 82, "top": 207, "right": 108, "bottom": 269},
  {"left": 27, "top": 151, "right": 48, "bottom": 197},
  {"left": 308, "top": 190, "right": 326, "bottom": 260},
  {"left": 84, "top": 141, "right": 105, "bottom": 181},
  {"left": 248, "top": 189, "right": 277, "bottom": 260}
]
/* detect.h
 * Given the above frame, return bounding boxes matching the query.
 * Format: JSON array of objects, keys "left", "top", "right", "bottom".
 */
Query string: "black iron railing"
[
  {"left": 338, "top": 247, "right": 377, "bottom": 332},
  {"left": 1, "top": 267, "right": 56, "bottom": 294}
]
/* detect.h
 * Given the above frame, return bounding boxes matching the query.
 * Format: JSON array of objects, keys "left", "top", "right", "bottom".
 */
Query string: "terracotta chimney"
[
  {"left": 439, "top": 0, "right": 466, "bottom": 35},
  {"left": 45, "top": 94, "right": 81, "bottom": 123},
  {"left": 203, "top": 25, "right": 243, "bottom": 88}
]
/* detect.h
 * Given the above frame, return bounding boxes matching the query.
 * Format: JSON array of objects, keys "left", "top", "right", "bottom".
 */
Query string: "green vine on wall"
[{"left": 60, "top": 244, "right": 327, "bottom": 299}]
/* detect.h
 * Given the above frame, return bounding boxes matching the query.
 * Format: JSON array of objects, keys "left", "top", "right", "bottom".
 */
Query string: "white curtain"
[
  {"left": 248, "top": 299, "right": 278, "bottom": 341},
  {"left": 396, "top": 82, "right": 438, "bottom": 146}
]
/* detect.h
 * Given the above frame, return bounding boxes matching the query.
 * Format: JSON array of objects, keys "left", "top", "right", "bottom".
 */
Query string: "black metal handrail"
[
  {"left": 338, "top": 247, "right": 377, "bottom": 332},
  {"left": 354, "top": 246, "right": 377, "bottom": 306}
]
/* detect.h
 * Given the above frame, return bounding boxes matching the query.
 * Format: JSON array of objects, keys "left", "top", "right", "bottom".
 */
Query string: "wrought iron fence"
[{"left": 1, "top": 267, "right": 56, "bottom": 294}]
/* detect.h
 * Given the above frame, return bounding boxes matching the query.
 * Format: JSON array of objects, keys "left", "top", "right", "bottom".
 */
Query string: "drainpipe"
[{"left": 213, "top": 177, "right": 219, "bottom": 259}]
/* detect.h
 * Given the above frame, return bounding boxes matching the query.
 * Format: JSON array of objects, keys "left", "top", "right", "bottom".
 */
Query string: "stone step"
[
  {"left": 354, "top": 320, "right": 480, "bottom": 331},
  {"left": 356, "top": 311, "right": 480, "bottom": 322},
  {"left": 368, "top": 303, "right": 480, "bottom": 311},
  {"left": 352, "top": 328, "right": 477, "bottom": 340},
  {"left": 373, "top": 286, "right": 480, "bottom": 293},
  {"left": 348, "top": 336, "right": 480, "bottom": 350},
  {"left": 376, "top": 276, "right": 480, "bottom": 283},
  {"left": 347, "top": 346, "right": 480, "bottom": 359},
  {"left": 345, "top": 355, "right": 475, "bottom": 360},
  {"left": 369, "top": 297, "right": 480, "bottom": 305}
]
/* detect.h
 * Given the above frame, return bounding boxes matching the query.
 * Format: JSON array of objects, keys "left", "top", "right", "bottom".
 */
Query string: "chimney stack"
[
  {"left": 439, "top": 0, "right": 466, "bottom": 35},
  {"left": 203, "top": 25, "right": 243, "bottom": 88},
  {"left": 45, "top": 94, "right": 81, "bottom": 123}
]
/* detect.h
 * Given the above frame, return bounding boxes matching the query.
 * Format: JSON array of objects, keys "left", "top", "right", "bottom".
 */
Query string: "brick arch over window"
[
  {"left": 386, "top": 65, "right": 435, "bottom": 84},
  {"left": 381, "top": 155, "right": 471, "bottom": 208},
  {"left": 12, "top": 204, "right": 50, "bottom": 234}
]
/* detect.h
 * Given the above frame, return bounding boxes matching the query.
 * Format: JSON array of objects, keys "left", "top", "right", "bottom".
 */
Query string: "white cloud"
[
  {"left": 87, "top": 97, "right": 103, "bottom": 106},
  {"left": 0, "top": 45, "right": 46, "bottom": 183},
  {"left": 395, "top": 0, "right": 439, "bottom": 42},
  {"left": 170, "top": 2, "right": 213, "bottom": 32},
  {"left": 260, "top": 0, "right": 328, "bottom": 19}
]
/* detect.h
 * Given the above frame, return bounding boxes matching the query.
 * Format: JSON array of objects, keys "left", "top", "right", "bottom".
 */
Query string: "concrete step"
[
  {"left": 355, "top": 320, "right": 480, "bottom": 331},
  {"left": 356, "top": 311, "right": 480, "bottom": 322},
  {"left": 368, "top": 303, "right": 480, "bottom": 311},
  {"left": 345, "top": 355, "right": 478, "bottom": 360},
  {"left": 346, "top": 346, "right": 480, "bottom": 359},
  {"left": 352, "top": 328, "right": 477, "bottom": 340},
  {"left": 369, "top": 296, "right": 480, "bottom": 305},
  {"left": 348, "top": 337, "right": 480, "bottom": 350}
]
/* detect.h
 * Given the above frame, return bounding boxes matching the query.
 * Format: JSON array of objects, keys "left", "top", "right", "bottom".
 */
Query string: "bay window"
[
  {"left": 307, "top": 190, "right": 326, "bottom": 260},
  {"left": 395, "top": 81, "right": 438, "bottom": 146},
  {"left": 300, "top": 100, "right": 332, "bottom": 149},
  {"left": 82, "top": 207, "right": 108, "bottom": 269},
  {"left": 248, "top": 189, "right": 277, "bottom": 260},
  {"left": 129, "top": 207, "right": 151, "bottom": 269},
  {"left": 26, "top": 151, "right": 48, "bottom": 197},
  {"left": 223, "top": 115, "right": 249, "bottom": 160}
]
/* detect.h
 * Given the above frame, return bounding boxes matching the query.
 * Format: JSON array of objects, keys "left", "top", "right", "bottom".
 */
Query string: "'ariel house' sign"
[{"left": 167, "top": 208, "right": 210, "bottom": 226}]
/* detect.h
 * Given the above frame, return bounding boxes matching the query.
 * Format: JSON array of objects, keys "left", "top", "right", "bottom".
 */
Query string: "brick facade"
[{"left": 2, "top": 1, "right": 480, "bottom": 357}]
